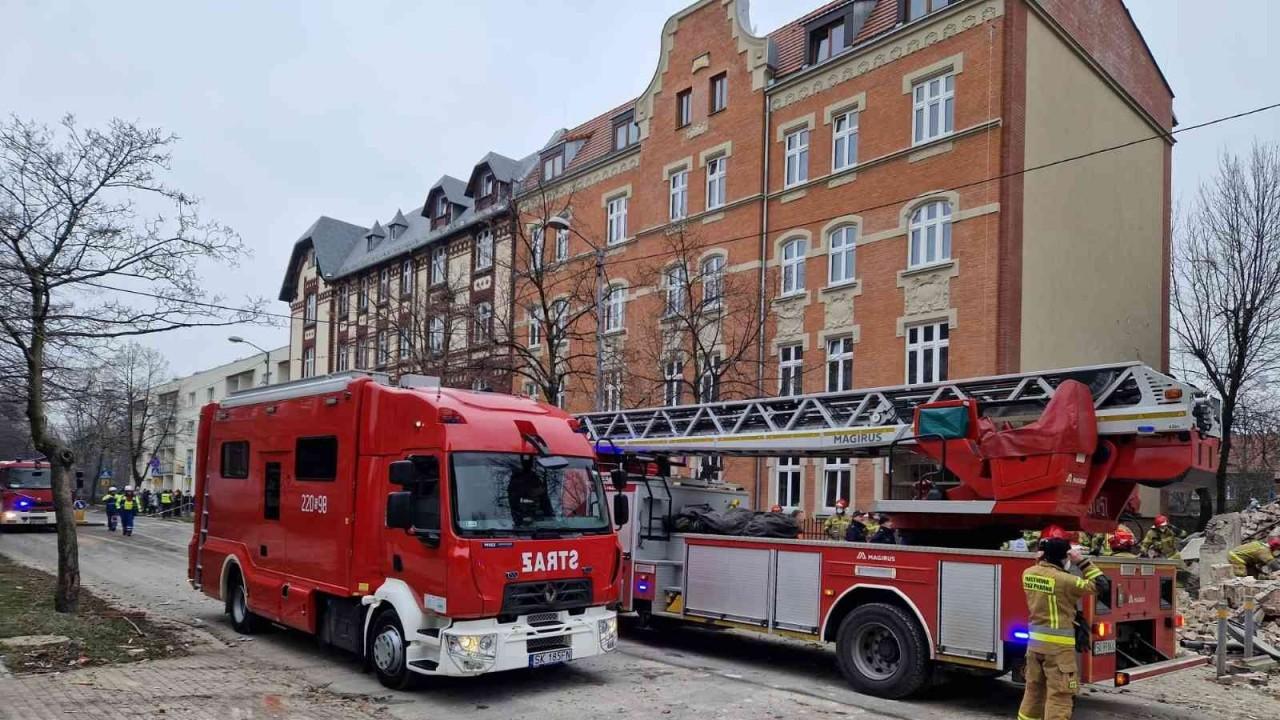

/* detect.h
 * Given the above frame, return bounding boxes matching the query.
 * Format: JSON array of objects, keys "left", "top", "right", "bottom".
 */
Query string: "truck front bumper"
[
  {"left": 405, "top": 605, "right": 617, "bottom": 676},
  {"left": 1, "top": 510, "right": 56, "bottom": 526}
]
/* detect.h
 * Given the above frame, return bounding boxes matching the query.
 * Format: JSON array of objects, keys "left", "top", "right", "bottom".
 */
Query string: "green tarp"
[{"left": 917, "top": 405, "right": 969, "bottom": 440}]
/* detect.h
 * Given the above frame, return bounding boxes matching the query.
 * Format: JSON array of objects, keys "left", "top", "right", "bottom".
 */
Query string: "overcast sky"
[{"left": 4, "top": 0, "right": 1278, "bottom": 378}]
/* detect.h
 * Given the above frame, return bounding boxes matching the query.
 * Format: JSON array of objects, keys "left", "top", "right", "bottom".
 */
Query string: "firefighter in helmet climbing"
[
  {"left": 1139, "top": 515, "right": 1183, "bottom": 560},
  {"left": 823, "top": 498, "right": 851, "bottom": 540},
  {"left": 1227, "top": 536, "right": 1280, "bottom": 578},
  {"left": 1018, "top": 526, "right": 1106, "bottom": 720}
]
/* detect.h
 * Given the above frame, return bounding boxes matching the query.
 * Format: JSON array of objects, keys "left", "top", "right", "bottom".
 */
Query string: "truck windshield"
[
  {"left": 450, "top": 452, "right": 610, "bottom": 536},
  {"left": 4, "top": 468, "right": 51, "bottom": 489}
]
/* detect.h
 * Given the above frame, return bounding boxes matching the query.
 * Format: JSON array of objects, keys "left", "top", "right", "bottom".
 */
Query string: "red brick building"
[{"left": 510, "top": 0, "right": 1173, "bottom": 514}]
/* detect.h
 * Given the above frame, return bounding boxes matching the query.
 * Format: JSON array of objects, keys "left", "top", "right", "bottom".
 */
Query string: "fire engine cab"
[
  {"left": 1, "top": 460, "right": 56, "bottom": 529},
  {"left": 580, "top": 362, "right": 1216, "bottom": 698},
  {"left": 188, "top": 371, "right": 626, "bottom": 688}
]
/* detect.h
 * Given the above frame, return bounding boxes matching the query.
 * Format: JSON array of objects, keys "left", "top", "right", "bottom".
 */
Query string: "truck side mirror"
[
  {"left": 613, "top": 493, "right": 630, "bottom": 528},
  {"left": 610, "top": 468, "right": 628, "bottom": 492},
  {"left": 386, "top": 491, "right": 414, "bottom": 529}
]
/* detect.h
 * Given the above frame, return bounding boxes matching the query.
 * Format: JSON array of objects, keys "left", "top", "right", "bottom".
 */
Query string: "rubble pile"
[
  {"left": 1178, "top": 566, "right": 1280, "bottom": 651},
  {"left": 1207, "top": 498, "right": 1280, "bottom": 545}
]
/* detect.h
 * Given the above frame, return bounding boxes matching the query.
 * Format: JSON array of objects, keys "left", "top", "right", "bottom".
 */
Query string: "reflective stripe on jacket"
[
  {"left": 1022, "top": 559, "right": 1103, "bottom": 653},
  {"left": 1229, "top": 541, "right": 1276, "bottom": 572}
]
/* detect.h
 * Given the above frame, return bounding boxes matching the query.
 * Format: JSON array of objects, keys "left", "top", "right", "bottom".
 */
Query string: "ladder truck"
[{"left": 578, "top": 362, "right": 1218, "bottom": 698}]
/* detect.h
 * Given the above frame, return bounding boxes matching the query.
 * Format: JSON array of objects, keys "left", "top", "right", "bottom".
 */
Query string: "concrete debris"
[{"left": 1208, "top": 498, "right": 1280, "bottom": 545}]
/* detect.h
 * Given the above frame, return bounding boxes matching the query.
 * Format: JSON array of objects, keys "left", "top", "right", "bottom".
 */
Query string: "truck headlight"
[
  {"left": 446, "top": 633, "right": 497, "bottom": 671},
  {"left": 598, "top": 616, "right": 618, "bottom": 652}
]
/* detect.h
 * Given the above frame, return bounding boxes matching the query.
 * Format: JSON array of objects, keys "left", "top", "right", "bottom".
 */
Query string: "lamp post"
[
  {"left": 228, "top": 336, "right": 272, "bottom": 386},
  {"left": 545, "top": 215, "right": 606, "bottom": 411}
]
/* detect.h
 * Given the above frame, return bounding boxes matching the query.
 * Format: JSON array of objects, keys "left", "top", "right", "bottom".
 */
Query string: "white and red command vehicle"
[
  {"left": 1, "top": 459, "right": 56, "bottom": 529},
  {"left": 581, "top": 362, "right": 1216, "bottom": 698},
  {"left": 188, "top": 372, "right": 627, "bottom": 688}
]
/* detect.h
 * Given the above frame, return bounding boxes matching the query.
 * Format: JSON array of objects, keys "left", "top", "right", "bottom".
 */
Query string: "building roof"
[
  {"left": 520, "top": 98, "right": 637, "bottom": 194},
  {"left": 769, "top": 0, "right": 898, "bottom": 78},
  {"left": 427, "top": 175, "right": 472, "bottom": 212},
  {"left": 277, "top": 216, "right": 368, "bottom": 301}
]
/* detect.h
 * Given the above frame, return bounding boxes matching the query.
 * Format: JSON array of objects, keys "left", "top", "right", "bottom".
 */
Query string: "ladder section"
[{"left": 579, "top": 362, "right": 1218, "bottom": 456}]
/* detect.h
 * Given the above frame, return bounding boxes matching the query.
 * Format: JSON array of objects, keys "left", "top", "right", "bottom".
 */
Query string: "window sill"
[
  {"left": 910, "top": 131, "right": 954, "bottom": 151},
  {"left": 601, "top": 328, "right": 627, "bottom": 338},
  {"left": 901, "top": 259, "right": 955, "bottom": 278},
  {"left": 821, "top": 280, "right": 861, "bottom": 295},
  {"left": 709, "top": 107, "right": 725, "bottom": 117},
  {"left": 772, "top": 291, "right": 809, "bottom": 305},
  {"left": 780, "top": 188, "right": 807, "bottom": 204}
]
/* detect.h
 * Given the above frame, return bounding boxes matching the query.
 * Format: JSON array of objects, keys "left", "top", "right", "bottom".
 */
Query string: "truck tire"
[
  {"left": 227, "top": 572, "right": 263, "bottom": 635},
  {"left": 369, "top": 609, "right": 419, "bottom": 690},
  {"left": 835, "top": 602, "right": 932, "bottom": 699}
]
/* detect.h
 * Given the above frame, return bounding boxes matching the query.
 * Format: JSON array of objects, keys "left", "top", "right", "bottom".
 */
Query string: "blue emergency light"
[
  {"left": 1012, "top": 629, "right": 1030, "bottom": 642},
  {"left": 636, "top": 578, "right": 650, "bottom": 594}
]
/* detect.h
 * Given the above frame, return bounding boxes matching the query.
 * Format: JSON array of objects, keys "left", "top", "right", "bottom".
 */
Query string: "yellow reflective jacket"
[
  {"left": 823, "top": 515, "right": 851, "bottom": 540},
  {"left": 1229, "top": 541, "right": 1277, "bottom": 575},
  {"left": 1140, "top": 527, "right": 1181, "bottom": 558},
  {"left": 1022, "top": 559, "right": 1104, "bottom": 654}
]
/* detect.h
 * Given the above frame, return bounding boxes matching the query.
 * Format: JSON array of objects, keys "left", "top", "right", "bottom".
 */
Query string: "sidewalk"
[{"left": 0, "top": 647, "right": 388, "bottom": 720}]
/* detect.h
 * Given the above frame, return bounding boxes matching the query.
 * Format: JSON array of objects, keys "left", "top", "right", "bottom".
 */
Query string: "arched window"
[
  {"left": 908, "top": 200, "right": 952, "bottom": 268},
  {"left": 781, "top": 238, "right": 806, "bottom": 296},
  {"left": 827, "top": 225, "right": 856, "bottom": 286},
  {"left": 604, "top": 285, "right": 626, "bottom": 333}
]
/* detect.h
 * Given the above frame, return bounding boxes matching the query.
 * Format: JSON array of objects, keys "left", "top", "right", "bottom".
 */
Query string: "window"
[
  {"left": 612, "top": 112, "right": 640, "bottom": 150},
  {"left": 603, "top": 286, "right": 625, "bottom": 333},
  {"left": 295, "top": 436, "right": 338, "bottom": 482},
  {"left": 706, "top": 156, "right": 726, "bottom": 210},
  {"left": 907, "top": 322, "right": 949, "bottom": 385},
  {"left": 776, "top": 457, "right": 801, "bottom": 510},
  {"left": 303, "top": 292, "right": 316, "bottom": 324},
  {"left": 389, "top": 224, "right": 404, "bottom": 240},
  {"left": 481, "top": 172, "right": 495, "bottom": 196},
  {"left": 826, "top": 336, "right": 853, "bottom": 392},
  {"left": 912, "top": 73, "right": 955, "bottom": 144},
  {"left": 436, "top": 194, "right": 449, "bottom": 218},
  {"left": 399, "top": 330, "right": 411, "bottom": 357},
  {"left": 604, "top": 370, "right": 623, "bottom": 411},
  {"left": 664, "top": 264, "right": 689, "bottom": 316},
  {"left": 377, "top": 331, "right": 390, "bottom": 366},
  {"left": 907, "top": 0, "right": 951, "bottom": 22},
  {"left": 664, "top": 358, "right": 684, "bottom": 406},
  {"left": 378, "top": 268, "right": 390, "bottom": 303},
  {"left": 823, "top": 459, "right": 852, "bottom": 511},
  {"left": 710, "top": 73, "right": 727, "bottom": 113},
  {"left": 810, "top": 19, "right": 845, "bottom": 64},
  {"left": 779, "top": 344, "right": 804, "bottom": 396},
  {"left": 606, "top": 196, "right": 628, "bottom": 245},
  {"left": 306, "top": 250, "right": 315, "bottom": 268},
  {"left": 356, "top": 337, "right": 368, "bottom": 368},
  {"left": 908, "top": 200, "right": 953, "bottom": 267},
  {"left": 431, "top": 247, "right": 446, "bottom": 285},
  {"left": 781, "top": 238, "right": 806, "bottom": 296},
  {"left": 187, "top": 391, "right": 195, "bottom": 407},
  {"left": 475, "top": 302, "right": 493, "bottom": 342},
  {"left": 400, "top": 258, "right": 414, "bottom": 296},
  {"left": 336, "top": 342, "right": 349, "bottom": 371},
  {"left": 832, "top": 110, "right": 859, "bottom": 171},
  {"left": 220, "top": 441, "right": 249, "bottom": 479},
  {"left": 523, "top": 382, "right": 538, "bottom": 400},
  {"left": 471, "top": 377, "right": 491, "bottom": 392},
  {"left": 302, "top": 347, "right": 315, "bottom": 378},
  {"left": 528, "top": 307, "right": 542, "bottom": 347},
  {"left": 551, "top": 298, "right": 569, "bottom": 344},
  {"left": 698, "top": 354, "right": 721, "bottom": 402},
  {"left": 555, "top": 228, "right": 569, "bottom": 262},
  {"left": 530, "top": 226, "right": 544, "bottom": 270},
  {"left": 669, "top": 169, "right": 688, "bottom": 221},
  {"left": 784, "top": 128, "right": 809, "bottom": 187},
  {"left": 701, "top": 255, "right": 724, "bottom": 308},
  {"left": 828, "top": 225, "right": 857, "bottom": 286},
  {"left": 428, "top": 317, "right": 445, "bottom": 354},
  {"left": 337, "top": 284, "right": 349, "bottom": 318},
  {"left": 358, "top": 276, "right": 369, "bottom": 311},
  {"left": 676, "top": 89, "right": 692, "bottom": 128},
  {"left": 475, "top": 230, "right": 494, "bottom": 271},
  {"left": 543, "top": 152, "right": 564, "bottom": 181},
  {"left": 207, "top": 387, "right": 214, "bottom": 403}
]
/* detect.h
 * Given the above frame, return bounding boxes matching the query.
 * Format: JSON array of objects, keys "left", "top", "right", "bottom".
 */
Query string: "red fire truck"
[
  {"left": 1, "top": 459, "right": 57, "bottom": 530},
  {"left": 187, "top": 371, "right": 627, "bottom": 688},
  {"left": 581, "top": 362, "right": 1215, "bottom": 698}
]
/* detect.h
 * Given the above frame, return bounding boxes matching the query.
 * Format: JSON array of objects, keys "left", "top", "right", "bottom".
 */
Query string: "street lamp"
[{"left": 228, "top": 336, "right": 272, "bottom": 386}]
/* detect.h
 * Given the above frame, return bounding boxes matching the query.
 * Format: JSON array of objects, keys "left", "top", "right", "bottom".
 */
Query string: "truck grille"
[
  {"left": 527, "top": 635, "right": 570, "bottom": 653},
  {"left": 501, "top": 579, "right": 592, "bottom": 615}
]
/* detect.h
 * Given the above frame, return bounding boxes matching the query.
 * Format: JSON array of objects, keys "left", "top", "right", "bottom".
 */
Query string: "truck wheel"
[
  {"left": 835, "top": 602, "right": 932, "bottom": 699},
  {"left": 227, "top": 573, "right": 262, "bottom": 635},
  {"left": 370, "top": 610, "right": 419, "bottom": 690}
]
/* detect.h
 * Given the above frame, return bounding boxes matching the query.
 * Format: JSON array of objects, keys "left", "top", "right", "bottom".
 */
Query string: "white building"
[{"left": 149, "top": 344, "right": 290, "bottom": 492}]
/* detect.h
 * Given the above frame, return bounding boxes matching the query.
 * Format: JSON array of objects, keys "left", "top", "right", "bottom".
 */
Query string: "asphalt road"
[{"left": 1, "top": 512, "right": 1271, "bottom": 720}]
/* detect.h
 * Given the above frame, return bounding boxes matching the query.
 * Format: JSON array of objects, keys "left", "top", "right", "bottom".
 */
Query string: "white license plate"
[
  {"left": 529, "top": 648, "right": 571, "bottom": 667},
  {"left": 1093, "top": 639, "right": 1116, "bottom": 655},
  {"left": 27, "top": 517, "right": 47, "bottom": 524}
]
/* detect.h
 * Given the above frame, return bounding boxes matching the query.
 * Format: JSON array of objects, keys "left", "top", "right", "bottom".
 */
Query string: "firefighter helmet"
[
  {"left": 1154, "top": 514, "right": 1169, "bottom": 528},
  {"left": 1269, "top": 537, "right": 1280, "bottom": 552},
  {"left": 835, "top": 498, "right": 849, "bottom": 510},
  {"left": 1040, "top": 525, "right": 1072, "bottom": 542},
  {"left": 770, "top": 505, "right": 783, "bottom": 513},
  {"left": 1110, "top": 526, "right": 1136, "bottom": 553}
]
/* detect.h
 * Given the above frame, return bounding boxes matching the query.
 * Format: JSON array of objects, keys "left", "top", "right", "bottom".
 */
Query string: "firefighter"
[
  {"left": 1227, "top": 537, "right": 1280, "bottom": 578},
  {"left": 104, "top": 486, "right": 120, "bottom": 532},
  {"left": 159, "top": 488, "right": 173, "bottom": 518},
  {"left": 1018, "top": 527, "right": 1106, "bottom": 720},
  {"left": 869, "top": 514, "right": 897, "bottom": 544},
  {"left": 118, "top": 487, "right": 140, "bottom": 537},
  {"left": 844, "top": 511, "right": 869, "bottom": 542},
  {"left": 1139, "top": 515, "right": 1183, "bottom": 560},
  {"left": 1107, "top": 526, "right": 1138, "bottom": 558},
  {"left": 823, "top": 499, "right": 851, "bottom": 540}
]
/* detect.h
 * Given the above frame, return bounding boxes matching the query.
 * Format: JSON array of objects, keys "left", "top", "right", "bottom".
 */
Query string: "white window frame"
[
  {"left": 428, "top": 317, "right": 445, "bottom": 355},
  {"left": 399, "top": 330, "right": 411, "bottom": 357},
  {"left": 603, "top": 285, "right": 625, "bottom": 333},
  {"left": 908, "top": 200, "right": 953, "bottom": 268},
  {"left": 677, "top": 90, "right": 692, "bottom": 127},
  {"left": 481, "top": 173, "right": 495, "bottom": 196},
  {"left": 336, "top": 342, "right": 349, "bottom": 372},
  {"left": 669, "top": 169, "right": 688, "bottom": 221},
  {"left": 698, "top": 353, "right": 721, "bottom": 403},
  {"left": 784, "top": 128, "right": 809, "bottom": 188},
  {"left": 906, "top": 322, "right": 949, "bottom": 385},
  {"left": 781, "top": 238, "right": 806, "bottom": 296},
  {"left": 555, "top": 228, "right": 569, "bottom": 262},
  {"left": 378, "top": 268, "right": 389, "bottom": 302},
  {"left": 779, "top": 344, "right": 804, "bottom": 396},
  {"left": 475, "top": 230, "right": 494, "bottom": 271},
  {"left": 302, "top": 347, "right": 315, "bottom": 378},
  {"left": 377, "top": 331, "right": 390, "bottom": 367},
  {"left": 437, "top": 195, "right": 449, "bottom": 218},
  {"left": 528, "top": 307, "right": 543, "bottom": 348},
  {"left": 474, "top": 302, "right": 493, "bottom": 342},
  {"left": 776, "top": 457, "right": 802, "bottom": 511},
  {"left": 337, "top": 285, "right": 349, "bottom": 318},
  {"left": 711, "top": 73, "right": 727, "bottom": 113},
  {"left": 828, "top": 225, "right": 857, "bottom": 286},
  {"left": 822, "top": 458, "right": 852, "bottom": 513},
  {"left": 700, "top": 255, "right": 724, "bottom": 308},
  {"left": 607, "top": 196, "right": 628, "bottom": 245},
  {"left": 912, "top": 73, "right": 955, "bottom": 145},
  {"left": 663, "top": 358, "right": 684, "bottom": 406},
  {"left": 530, "top": 226, "right": 544, "bottom": 271},
  {"left": 356, "top": 338, "right": 368, "bottom": 368},
  {"left": 705, "top": 157, "right": 726, "bottom": 211},
  {"left": 603, "top": 368, "right": 623, "bottom": 411},
  {"left": 826, "top": 336, "right": 853, "bottom": 392},
  {"left": 551, "top": 298, "right": 570, "bottom": 347},
  {"left": 400, "top": 258, "right": 414, "bottom": 296},
  {"left": 832, "top": 110, "right": 859, "bottom": 171},
  {"left": 303, "top": 292, "right": 317, "bottom": 324},
  {"left": 664, "top": 264, "right": 689, "bottom": 316},
  {"left": 431, "top": 247, "right": 446, "bottom": 285}
]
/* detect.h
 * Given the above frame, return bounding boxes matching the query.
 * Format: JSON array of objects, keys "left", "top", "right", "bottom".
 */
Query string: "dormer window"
[
  {"left": 436, "top": 195, "right": 450, "bottom": 219},
  {"left": 389, "top": 226, "right": 403, "bottom": 240},
  {"left": 613, "top": 111, "right": 640, "bottom": 151},
  {"left": 809, "top": 19, "right": 845, "bottom": 64},
  {"left": 481, "top": 172, "right": 495, "bottom": 197},
  {"left": 543, "top": 151, "right": 564, "bottom": 181}
]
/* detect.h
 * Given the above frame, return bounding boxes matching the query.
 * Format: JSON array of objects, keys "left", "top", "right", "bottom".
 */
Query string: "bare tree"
[
  {"left": 387, "top": 261, "right": 483, "bottom": 388},
  {"left": 0, "top": 115, "right": 255, "bottom": 612},
  {"left": 1172, "top": 143, "right": 1280, "bottom": 512},
  {"left": 110, "top": 343, "right": 179, "bottom": 488},
  {"left": 624, "top": 224, "right": 765, "bottom": 408},
  {"left": 59, "top": 362, "right": 129, "bottom": 498}
]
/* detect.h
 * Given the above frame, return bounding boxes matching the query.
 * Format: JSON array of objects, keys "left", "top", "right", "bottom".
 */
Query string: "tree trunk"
[{"left": 1215, "top": 399, "right": 1235, "bottom": 514}]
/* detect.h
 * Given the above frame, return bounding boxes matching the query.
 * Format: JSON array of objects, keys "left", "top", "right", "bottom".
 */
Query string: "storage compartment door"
[
  {"left": 937, "top": 561, "right": 1000, "bottom": 662},
  {"left": 684, "top": 544, "right": 771, "bottom": 625},
  {"left": 774, "top": 551, "right": 821, "bottom": 633}
]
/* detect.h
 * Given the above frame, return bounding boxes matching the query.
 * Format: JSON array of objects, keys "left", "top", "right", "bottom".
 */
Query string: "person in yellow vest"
[
  {"left": 103, "top": 486, "right": 120, "bottom": 532},
  {"left": 822, "top": 499, "right": 851, "bottom": 540},
  {"left": 118, "top": 487, "right": 140, "bottom": 537},
  {"left": 159, "top": 489, "right": 173, "bottom": 518},
  {"left": 1139, "top": 515, "right": 1183, "bottom": 560},
  {"left": 1228, "top": 537, "right": 1280, "bottom": 578},
  {"left": 1018, "top": 526, "right": 1106, "bottom": 720}
]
